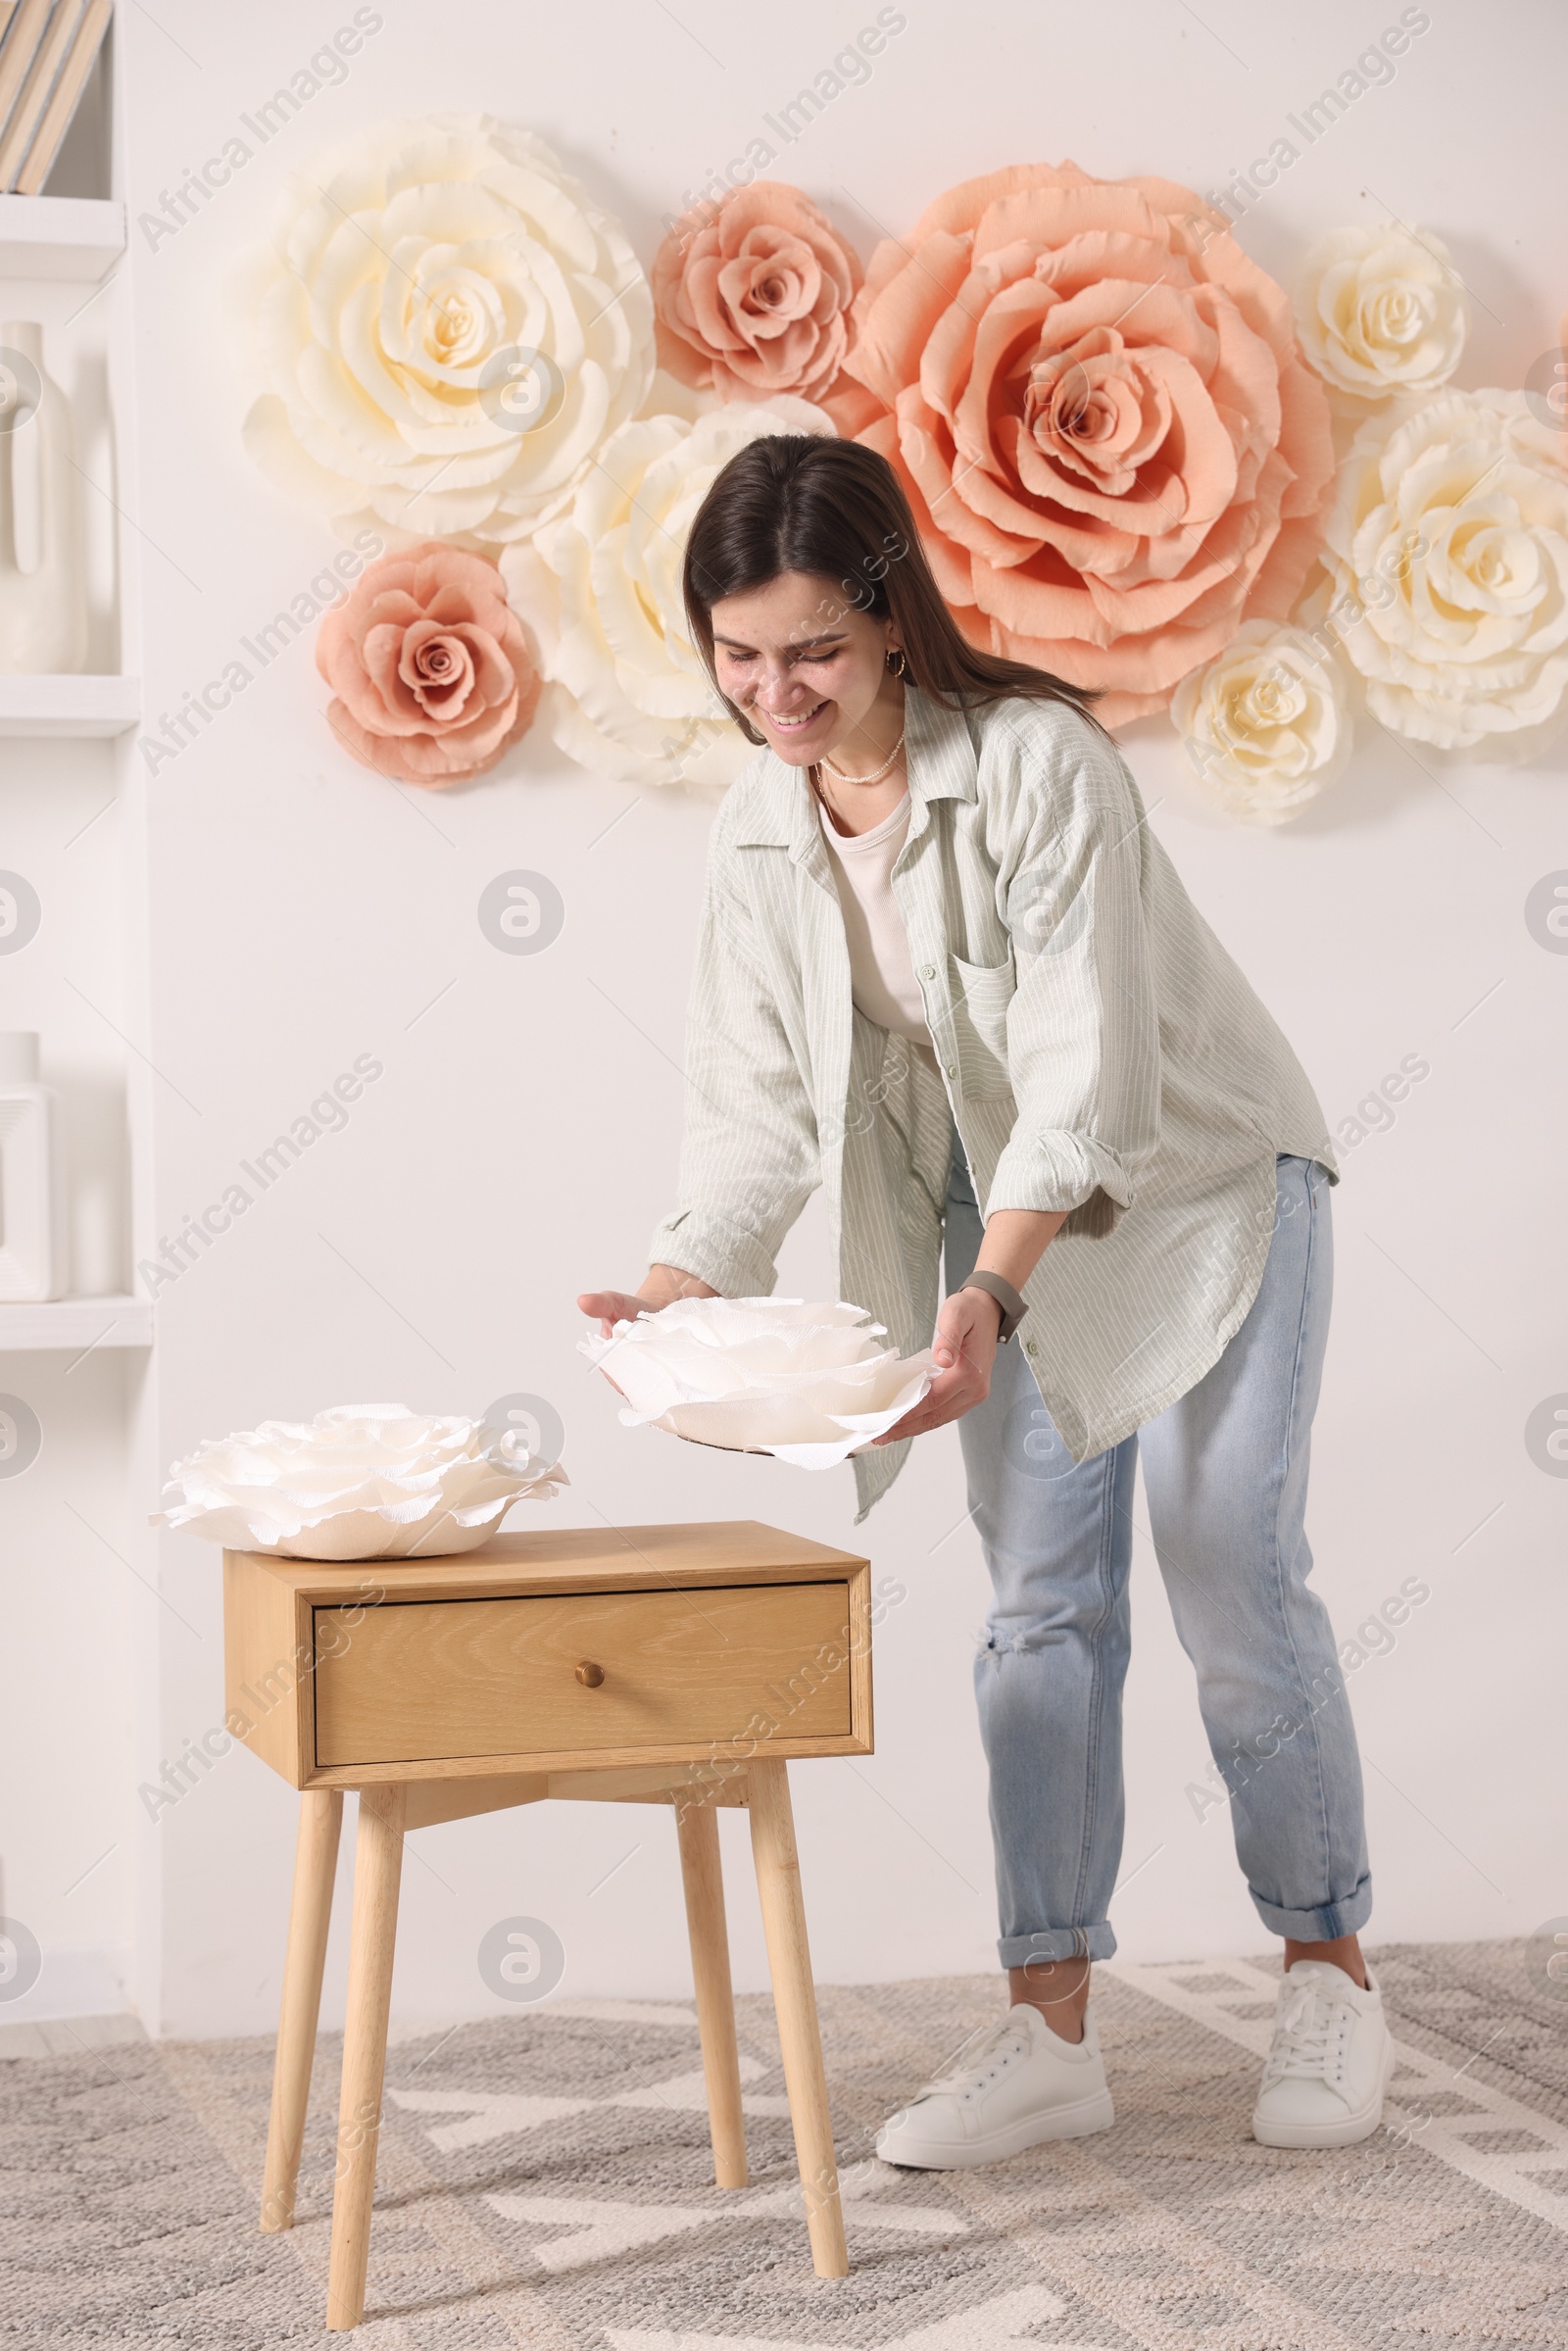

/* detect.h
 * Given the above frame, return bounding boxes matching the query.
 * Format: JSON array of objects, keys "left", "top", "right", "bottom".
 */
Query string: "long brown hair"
[{"left": 682, "top": 434, "right": 1107, "bottom": 744}]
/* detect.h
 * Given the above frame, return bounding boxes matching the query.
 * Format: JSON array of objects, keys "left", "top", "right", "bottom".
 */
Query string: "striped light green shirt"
[{"left": 651, "top": 684, "right": 1337, "bottom": 1519}]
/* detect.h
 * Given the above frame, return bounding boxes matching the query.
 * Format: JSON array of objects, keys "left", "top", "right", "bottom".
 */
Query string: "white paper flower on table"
[
  {"left": 502, "top": 397, "right": 835, "bottom": 790},
  {"left": 1320, "top": 387, "right": 1568, "bottom": 754},
  {"left": 1172, "top": 619, "right": 1351, "bottom": 826},
  {"left": 581, "top": 1298, "right": 934, "bottom": 1468},
  {"left": 238, "top": 114, "right": 654, "bottom": 551},
  {"left": 152, "top": 1402, "right": 566, "bottom": 1560},
  {"left": 1294, "top": 223, "right": 1467, "bottom": 407}
]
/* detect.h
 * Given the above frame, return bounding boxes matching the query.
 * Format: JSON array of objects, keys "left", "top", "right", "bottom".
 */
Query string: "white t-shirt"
[{"left": 816, "top": 790, "right": 936, "bottom": 1063}]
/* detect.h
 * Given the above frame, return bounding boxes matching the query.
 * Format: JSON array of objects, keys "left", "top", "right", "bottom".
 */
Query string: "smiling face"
[{"left": 709, "top": 570, "right": 904, "bottom": 769}]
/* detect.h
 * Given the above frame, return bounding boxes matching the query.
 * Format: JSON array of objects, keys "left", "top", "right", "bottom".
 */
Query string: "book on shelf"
[{"left": 0, "top": 0, "right": 112, "bottom": 198}]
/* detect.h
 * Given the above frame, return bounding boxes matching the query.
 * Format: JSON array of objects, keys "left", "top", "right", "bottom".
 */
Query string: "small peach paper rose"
[
  {"left": 318, "top": 543, "right": 540, "bottom": 786},
  {"left": 653, "top": 183, "right": 870, "bottom": 428},
  {"left": 844, "top": 161, "right": 1336, "bottom": 723}
]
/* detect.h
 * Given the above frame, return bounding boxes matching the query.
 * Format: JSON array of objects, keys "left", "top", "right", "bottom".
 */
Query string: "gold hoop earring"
[{"left": 886, "top": 647, "right": 907, "bottom": 677}]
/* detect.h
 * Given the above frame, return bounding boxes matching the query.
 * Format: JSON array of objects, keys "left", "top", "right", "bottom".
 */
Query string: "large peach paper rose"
[
  {"left": 652, "top": 184, "right": 872, "bottom": 431},
  {"left": 318, "top": 543, "right": 541, "bottom": 785},
  {"left": 844, "top": 162, "right": 1336, "bottom": 723}
]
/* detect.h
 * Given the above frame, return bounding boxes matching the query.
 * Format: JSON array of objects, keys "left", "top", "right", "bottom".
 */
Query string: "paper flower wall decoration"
[
  {"left": 1319, "top": 388, "right": 1568, "bottom": 752},
  {"left": 842, "top": 160, "right": 1336, "bottom": 724},
  {"left": 240, "top": 114, "right": 655, "bottom": 550},
  {"left": 153, "top": 1402, "right": 566, "bottom": 1559},
  {"left": 1293, "top": 224, "right": 1467, "bottom": 407},
  {"left": 502, "top": 397, "right": 835, "bottom": 790},
  {"left": 652, "top": 183, "right": 873, "bottom": 431},
  {"left": 580, "top": 1298, "right": 934, "bottom": 1468},
  {"left": 318, "top": 543, "right": 541, "bottom": 784},
  {"left": 1172, "top": 619, "right": 1350, "bottom": 826}
]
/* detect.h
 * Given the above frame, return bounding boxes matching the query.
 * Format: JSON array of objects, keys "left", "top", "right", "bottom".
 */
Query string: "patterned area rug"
[{"left": 4, "top": 1940, "right": 1567, "bottom": 2350}]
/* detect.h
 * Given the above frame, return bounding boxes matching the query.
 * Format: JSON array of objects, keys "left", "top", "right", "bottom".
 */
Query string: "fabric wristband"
[{"left": 959, "top": 1269, "right": 1028, "bottom": 1346}]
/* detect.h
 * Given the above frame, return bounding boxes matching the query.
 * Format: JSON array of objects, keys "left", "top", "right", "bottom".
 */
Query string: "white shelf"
[
  {"left": 0, "top": 195, "right": 125, "bottom": 281},
  {"left": 0, "top": 1296, "right": 152, "bottom": 1351},
  {"left": 0, "top": 674, "right": 139, "bottom": 736}
]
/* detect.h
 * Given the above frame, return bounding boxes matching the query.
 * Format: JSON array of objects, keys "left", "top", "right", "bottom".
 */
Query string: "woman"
[{"left": 580, "top": 435, "right": 1389, "bottom": 2168}]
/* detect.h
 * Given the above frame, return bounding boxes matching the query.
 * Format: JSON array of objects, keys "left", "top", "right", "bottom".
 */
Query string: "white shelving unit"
[
  {"left": 0, "top": 1295, "right": 152, "bottom": 1350},
  {"left": 0, "top": 672, "right": 138, "bottom": 734},
  {"left": 0, "top": 193, "right": 123, "bottom": 279}
]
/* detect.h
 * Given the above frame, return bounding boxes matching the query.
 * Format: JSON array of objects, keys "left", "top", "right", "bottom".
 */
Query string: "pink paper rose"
[
  {"left": 317, "top": 543, "right": 540, "bottom": 785},
  {"left": 653, "top": 183, "right": 874, "bottom": 430},
  {"left": 844, "top": 162, "right": 1336, "bottom": 723}
]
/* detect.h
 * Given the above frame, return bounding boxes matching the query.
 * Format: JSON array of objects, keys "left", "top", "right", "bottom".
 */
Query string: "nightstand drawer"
[{"left": 313, "top": 1580, "right": 853, "bottom": 1768}]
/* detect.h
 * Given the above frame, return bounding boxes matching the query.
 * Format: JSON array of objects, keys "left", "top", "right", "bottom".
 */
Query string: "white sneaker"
[
  {"left": 876, "top": 2003, "right": 1114, "bottom": 2170},
  {"left": 1251, "top": 1960, "right": 1395, "bottom": 2148}
]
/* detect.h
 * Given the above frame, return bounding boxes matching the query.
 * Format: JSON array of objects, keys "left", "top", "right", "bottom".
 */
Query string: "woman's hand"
[
  {"left": 875, "top": 1285, "right": 1002, "bottom": 1444},
  {"left": 576, "top": 1288, "right": 651, "bottom": 1339},
  {"left": 577, "top": 1263, "right": 717, "bottom": 1340}
]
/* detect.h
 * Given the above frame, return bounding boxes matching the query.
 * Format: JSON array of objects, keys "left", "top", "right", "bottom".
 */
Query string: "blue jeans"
[{"left": 945, "top": 1139, "right": 1370, "bottom": 1967}]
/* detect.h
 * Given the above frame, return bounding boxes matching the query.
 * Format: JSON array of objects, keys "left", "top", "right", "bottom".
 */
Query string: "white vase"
[
  {"left": 0, "top": 1033, "right": 68, "bottom": 1301},
  {"left": 0, "top": 321, "right": 88, "bottom": 673}
]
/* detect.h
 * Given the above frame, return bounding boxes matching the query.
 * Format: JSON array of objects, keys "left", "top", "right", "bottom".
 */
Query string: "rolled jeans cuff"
[
  {"left": 999, "top": 1924, "right": 1119, "bottom": 1967},
  {"left": 1250, "top": 1871, "right": 1373, "bottom": 1942}
]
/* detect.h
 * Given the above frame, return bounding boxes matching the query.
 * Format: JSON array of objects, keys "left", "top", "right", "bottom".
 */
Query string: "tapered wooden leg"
[
  {"left": 325, "top": 1785, "right": 406, "bottom": 2331},
  {"left": 747, "top": 1758, "right": 848, "bottom": 2278},
  {"left": 675, "top": 1796, "right": 748, "bottom": 2188},
  {"left": 261, "top": 1788, "right": 344, "bottom": 2231}
]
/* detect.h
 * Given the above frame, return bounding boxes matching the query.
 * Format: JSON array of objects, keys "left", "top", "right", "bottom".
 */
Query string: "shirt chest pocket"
[{"left": 946, "top": 952, "right": 1016, "bottom": 1099}]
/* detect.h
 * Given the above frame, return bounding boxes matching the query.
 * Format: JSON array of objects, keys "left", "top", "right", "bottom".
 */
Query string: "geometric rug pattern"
[{"left": 3, "top": 1938, "right": 1566, "bottom": 2349}]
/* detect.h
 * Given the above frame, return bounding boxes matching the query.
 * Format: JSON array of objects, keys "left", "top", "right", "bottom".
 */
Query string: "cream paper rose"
[
  {"left": 1294, "top": 224, "right": 1467, "bottom": 407},
  {"left": 580, "top": 1298, "right": 934, "bottom": 1468},
  {"left": 1320, "top": 388, "right": 1568, "bottom": 752},
  {"left": 1172, "top": 620, "right": 1350, "bottom": 826},
  {"left": 502, "top": 396, "right": 834, "bottom": 789},
  {"left": 152, "top": 1402, "right": 566, "bottom": 1559},
  {"left": 240, "top": 115, "right": 654, "bottom": 550}
]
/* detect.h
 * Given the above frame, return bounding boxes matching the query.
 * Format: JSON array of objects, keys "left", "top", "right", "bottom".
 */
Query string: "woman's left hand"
[{"left": 875, "top": 1286, "right": 1002, "bottom": 1444}]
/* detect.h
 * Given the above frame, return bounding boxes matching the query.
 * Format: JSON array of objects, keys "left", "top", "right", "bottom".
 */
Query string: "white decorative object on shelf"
[
  {"left": 0, "top": 1032, "right": 67, "bottom": 1301},
  {"left": 0, "top": 319, "right": 86, "bottom": 672},
  {"left": 581, "top": 1298, "right": 935, "bottom": 1468},
  {"left": 152, "top": 1401, "right": 567, "bottom": 1560}
]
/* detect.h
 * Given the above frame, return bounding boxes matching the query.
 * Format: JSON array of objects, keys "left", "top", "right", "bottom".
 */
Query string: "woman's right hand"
[
  {"left": 577, "top": 1264, "right": 718, "bottom": 1340},
  {"left": 576, "top": 1289, "right": 652, "bottom": 1339}
]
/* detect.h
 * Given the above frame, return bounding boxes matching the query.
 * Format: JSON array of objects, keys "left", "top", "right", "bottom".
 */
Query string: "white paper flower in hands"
[
  {"left": 1320, "top": 388, "right": 1568, "bottom": 753},
  {"left": 502, "top": 398, "right": 835, "bottom": 789},
  {"left": 580, "top": 1298, "right": 934, "bottom": 1467},
  {"left": 239, "top": 115, "right": 655, "bottom": 550},
  {"left": 152, "top": 1402, "right": 567, "bottom": 1559},
  {"left": 1294, "top": 224, "right": 1467, "bottom": 406},
  {"left": 1172, "top": 619, "right": 1351, "bottom": 825}
]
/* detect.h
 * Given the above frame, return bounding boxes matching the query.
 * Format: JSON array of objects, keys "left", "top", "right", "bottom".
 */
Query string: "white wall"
[{"left": 5, "top": 0, "right": 1565, "bottom": 2038}]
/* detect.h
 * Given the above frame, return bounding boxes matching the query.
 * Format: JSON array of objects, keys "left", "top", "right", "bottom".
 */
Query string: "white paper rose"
[
  {"left": 1172, "top": 620, "right": 1351, "bottom": 826},
  {"left": 1294, "top": 224, "right": 1467, "bottom": 406},
  {"left": 152, "top": 1402, "right": 566, "bottom": 1559},
  {"left": 502, "top": 397, "right": 835, "bottom": 789},
  {"left": 1320, "top": 388, "right": 1568, "bottom": 752},
  {"left": 239, "top": 115, "right": 654, "bottom": 551},
  {"left": 580, "top": 1298, "right": 933, "bottom": 1468}
]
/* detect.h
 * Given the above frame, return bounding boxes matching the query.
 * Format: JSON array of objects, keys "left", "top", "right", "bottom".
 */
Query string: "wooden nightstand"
[{"left": 223, "top": 1519, "right": 872, "bottom": 2331}]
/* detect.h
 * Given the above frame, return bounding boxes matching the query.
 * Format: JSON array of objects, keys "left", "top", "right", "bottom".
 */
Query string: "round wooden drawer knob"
[{"left": 575, "top": 1660, "right": 606, "bottom": 1688}]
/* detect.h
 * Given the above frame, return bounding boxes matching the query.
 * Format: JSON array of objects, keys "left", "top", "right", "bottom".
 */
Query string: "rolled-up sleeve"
[
  {"left": 647, "top": 830, "right": 819, "bottom": 1296},
  {"left": 984, "top": 746, "right": 1162, "bottom": 1225}
]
